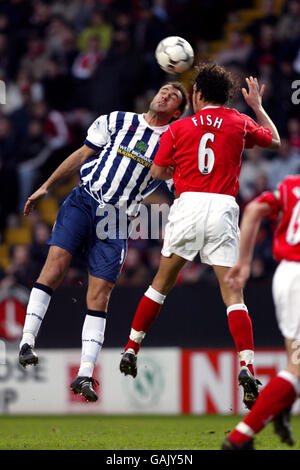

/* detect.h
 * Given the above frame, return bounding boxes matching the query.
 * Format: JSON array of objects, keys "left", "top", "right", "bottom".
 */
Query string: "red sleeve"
[
  {"left": 254, "top": 190, "right": 281, "bottom": 219},
  {"left": 153, "top": 127, "right": 176, "bottom": 167},
  {"left": 244, "top": 116, "right": 273, "bottom": 149}
]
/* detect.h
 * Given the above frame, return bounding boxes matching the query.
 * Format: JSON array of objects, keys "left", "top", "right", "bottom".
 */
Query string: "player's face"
[{"left": 150, "top": 85, "right": 182, "bottom": 119}]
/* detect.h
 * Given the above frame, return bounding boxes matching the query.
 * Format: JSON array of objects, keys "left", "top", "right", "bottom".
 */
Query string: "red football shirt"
[
  {"left": 255, "top": 175, "right": 300, "bottom": 262},
  {"left": 154, "top": 106, "right": 272, "bottom": 197}
]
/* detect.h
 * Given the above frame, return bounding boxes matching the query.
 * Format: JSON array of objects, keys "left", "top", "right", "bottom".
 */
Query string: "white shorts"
[
  {"left": 272, "top": 260, "right": 300, "bottom": 340},
  {"left": 162, "top": 192, "right": 240, "bottom": 266}
]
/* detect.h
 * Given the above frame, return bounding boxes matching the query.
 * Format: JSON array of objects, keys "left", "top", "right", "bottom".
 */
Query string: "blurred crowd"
[{"left": 0, "top": 0, "right": 300, "bottom": 290}]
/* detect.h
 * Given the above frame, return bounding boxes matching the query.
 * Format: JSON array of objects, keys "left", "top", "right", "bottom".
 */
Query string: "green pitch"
[{"left": 0, "top": 415, "right": 299, "bottom": 450}]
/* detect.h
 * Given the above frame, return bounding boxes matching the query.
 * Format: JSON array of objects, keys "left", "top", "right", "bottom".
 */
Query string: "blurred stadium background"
[{"left": 0, "top": 0, "right": 300, "bottom": 419}]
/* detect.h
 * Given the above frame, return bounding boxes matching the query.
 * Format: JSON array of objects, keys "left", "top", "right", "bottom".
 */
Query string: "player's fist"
[
  {"left": 242, "top": 76, "right": 265, "bottom": 110},
  {"left": 224, "top": 262, "right": 251, "bottom": 290},
  {"left": 24, "top": 187, "right": 48, "bottom": 216},
  {"left": 165, "top": 165, "right": 174, "bottom": 179}
]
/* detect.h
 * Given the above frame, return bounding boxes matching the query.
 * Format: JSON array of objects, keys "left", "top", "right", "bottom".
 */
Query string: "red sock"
[
  {"left": 227, "top": 305, "right": 254, "bottom": 374},
  {"left": 125, "top": 339, "right": 141, "bottom": 355},
  {"left": 228, "top": 429, "right": 253, "bottom": 446},
  {"left": 125, "top": 295, "right": 162, "bottom": 354},
  {"left": 228, "top": 373, "right": 297, "bottom": 446},
  {"left": 244, "top": 374, "right": 297, "bottom": 433}
]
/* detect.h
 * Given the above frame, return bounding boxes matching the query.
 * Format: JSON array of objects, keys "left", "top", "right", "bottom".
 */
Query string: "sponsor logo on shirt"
[{"left": 117, "top": 143, "right": 152, "bottom": 168}]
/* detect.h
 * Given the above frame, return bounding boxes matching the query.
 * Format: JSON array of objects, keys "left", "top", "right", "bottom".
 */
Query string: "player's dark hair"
[
  {"left": 165, "top": 81, "right": 189, "bottom": 116},
  {"left": 193, "top": 63, "right": 235, "bottom": 105}
]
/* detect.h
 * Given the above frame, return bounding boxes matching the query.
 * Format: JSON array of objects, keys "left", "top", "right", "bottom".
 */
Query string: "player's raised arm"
[
  {"left": 242, "top": 76, "right": 281, "bottom": 150},
  {"left": 23, "top": 144, "right": 96, "bottom": 216},
  {"left": 225, "top": 200, "right": 274, "bottom": 290}
]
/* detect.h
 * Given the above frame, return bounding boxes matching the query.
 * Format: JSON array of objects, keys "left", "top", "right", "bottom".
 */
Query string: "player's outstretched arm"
[
  {"left": 225, "top": 200, "right": 272, "bottom": 290},
  {"left": 242, "top": 76, "right": 281, "bottom": 150},
  {"left": 23, "top": 144, "right": 96, "bottom": 216}
]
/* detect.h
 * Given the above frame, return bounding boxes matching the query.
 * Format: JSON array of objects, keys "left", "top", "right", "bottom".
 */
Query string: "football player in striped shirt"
[{"left": 18, "top": 81, "right": 188, "bottom": 402}]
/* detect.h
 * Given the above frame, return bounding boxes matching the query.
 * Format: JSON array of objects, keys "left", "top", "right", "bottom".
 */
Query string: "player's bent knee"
[
  {"left": 38, "top": 254, "right": 71, "bottom": 289},
  {"left": 38, "top": 264, "right": 67, "bottom": 289},
  {"left": 87, "top": 280, "right": 114, "bottom": 310}
]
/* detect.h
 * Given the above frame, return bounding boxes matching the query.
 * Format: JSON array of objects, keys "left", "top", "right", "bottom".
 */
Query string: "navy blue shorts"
[{"left": 48, "top": 186, "right": 128, "bottom": 283}]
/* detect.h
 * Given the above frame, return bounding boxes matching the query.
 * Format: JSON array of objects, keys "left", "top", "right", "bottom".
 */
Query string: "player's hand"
[
  {"left": 224, "top": 262, "right": 251, "bottom": 290},
  {"left": 166, "top": 165, "right": 174, "bottom": 179},
  {"left": 242, "top": 76, "right": 265, "bottom": 110},
  {"left": 23, "top": 187, "right": 48, "bottom": 216}
]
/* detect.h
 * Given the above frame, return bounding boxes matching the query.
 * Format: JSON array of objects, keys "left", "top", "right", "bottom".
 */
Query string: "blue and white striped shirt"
[{"left": 80, "top": 111, "right": 172, "bottom": 216}]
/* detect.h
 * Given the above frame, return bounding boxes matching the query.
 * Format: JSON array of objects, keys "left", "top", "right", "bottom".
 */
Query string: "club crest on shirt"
[{"left": 134, "top": 140, "right": 149, "bottom": 154}]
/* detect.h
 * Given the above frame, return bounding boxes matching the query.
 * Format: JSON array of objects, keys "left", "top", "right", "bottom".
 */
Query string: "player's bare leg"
[
  {"left": 70, "top": 274, "right": 114, "bottom": 402},
  {"left": 19, "top": 246, "right": 72, "bottom": 368},
  {"left": 223, "top": 337, "right": 300, "bottom": 450},
  {"left": 120, "top": 254, "right": 186, "bottom": 377},
  {"left": 214, "top": 265, "right": 261, "bottom": 409}
]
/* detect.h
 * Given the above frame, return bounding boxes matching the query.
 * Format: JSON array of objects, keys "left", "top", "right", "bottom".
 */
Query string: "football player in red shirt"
[
  {"left": 223, "top": 175, "right": 300, "bottom": 449},
  {"left": 120, "top": 63, "right": 281, "bottom": 410}
]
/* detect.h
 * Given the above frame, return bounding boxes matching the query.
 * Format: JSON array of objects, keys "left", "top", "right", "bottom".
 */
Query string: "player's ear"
[
  {"left": 172, "top": 109, "right": 182, "bottom": 119},
  {"left": 196, "top": 89, "right": 203, "bottom": 102}
]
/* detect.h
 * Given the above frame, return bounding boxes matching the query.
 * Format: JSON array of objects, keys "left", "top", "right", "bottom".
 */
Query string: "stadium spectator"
[
  {"left": 45, "top": 14, "right": 72, "bottom": 55},
  {"left": 20, "top": 35, "right": 50, "bottom": 81},
  {"left": 5, "top": 69, "right": 42, "bottom": 115},
  {"left": 239, "top": 148, "right": 270, "bottom": 201},
  {"left": 0, "top": 32, "right": 15, "bottom": 80},
  {"left": 89, "top": 30, "right": 141, "bottom": 114},
  {"left": 245, "top": 0, "right": 279, "bottom": 40},
  {"left": 246, "top": 24, "right": 277, "bottom": 75},
  {"left": 287, "top": 117, "right": 300, "bottom": 151},
  {"left": 17, "top": 119, "right": 50, "bottom": 211},
  {"left": 267, "top": 138, "right": 300, "bottom": 190},
  {"left": 29, "top": 1, "right": 51, "bottom": 38},
  {"left": 71, "top": 35, "right": 104, "bottom": 80},
  {"left": 1, "top": 245, "right": 38, "bottom": 289},
  {"left": 77, "top": 8, "right": 113, "bottom": 53},
  {"left": 29, "top": 221, "right": 51, "bottom": 270},
  {"left": 30, "top": 101, "right": 74, "bottom": 176},
  {"left": 276, "top": 0, "right": 300, "bottom": 42},
  {"left": 214, "top": 31, "right": 251, "bottom": 66},
  {"left": 134, "top": 2, "right": 168, "bottom": 92},
  {"left": 0, "top": 116, "right": 20, "bottom": 229},
  {"left": 41, "top": 59, "right": 71, "bottom": 111}
]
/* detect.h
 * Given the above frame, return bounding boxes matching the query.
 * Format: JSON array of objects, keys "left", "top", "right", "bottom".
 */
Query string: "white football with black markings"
[{"left": 155, "top": 36, "right": 194, "bottom": 74}]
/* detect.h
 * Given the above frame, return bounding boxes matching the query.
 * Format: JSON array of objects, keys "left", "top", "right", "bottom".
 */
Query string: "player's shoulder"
[
  {"left": 282, "top": 174, "right": 300, "bottom": 184},
  {"left": 106, "top": 110, "right": 138, "bottom": 130},
  {"left": 280, "top": 174, "right": 300, "bottom": 192},
  {"left": 169, "top": 115, "right": 197, "bottom": 133},
  {"left": 225, "top": 107, "right": 253, "bottom": 123},
  {"left": 109, "top": 110, "right": 136, "bottom": 121}
]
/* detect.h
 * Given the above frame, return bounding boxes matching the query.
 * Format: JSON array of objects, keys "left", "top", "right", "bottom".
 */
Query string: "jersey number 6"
[{"left": 198, "top": 132, "right": 215, "bottom": 175}]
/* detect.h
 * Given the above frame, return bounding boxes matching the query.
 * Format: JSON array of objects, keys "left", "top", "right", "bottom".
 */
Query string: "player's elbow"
[
  {"left": 244, "top": 200, "right": 267, "bottom": 221},
  {"left": 268, "top": 137, "right": 281, "bottom": 150}
]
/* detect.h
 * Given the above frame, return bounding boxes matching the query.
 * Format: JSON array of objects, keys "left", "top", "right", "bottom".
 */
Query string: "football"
[{"left": 155, "top": 36, "right": 194, "bottom": 74}]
